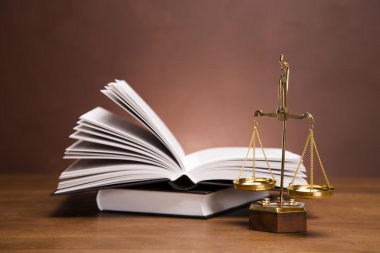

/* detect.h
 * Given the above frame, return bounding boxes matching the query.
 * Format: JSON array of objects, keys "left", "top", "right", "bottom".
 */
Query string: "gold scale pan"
[{"left": 287, "top": 121, "right": 334, "bottom": 199}]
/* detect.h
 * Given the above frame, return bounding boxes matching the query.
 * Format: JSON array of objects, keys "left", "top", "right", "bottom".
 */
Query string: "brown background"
[{"left": 0, "top": 0, "right": 379, "bottom": 177}]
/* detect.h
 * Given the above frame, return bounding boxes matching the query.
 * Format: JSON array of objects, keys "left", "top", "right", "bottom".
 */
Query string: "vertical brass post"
[{"left": 279, "top": 120, "right": 287, "bottom": 204}]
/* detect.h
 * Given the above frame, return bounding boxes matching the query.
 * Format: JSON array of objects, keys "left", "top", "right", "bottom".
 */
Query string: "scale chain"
[
  {"left": 255, "top": 126, "right": 276, "bottom": 181},
  {"left": 312, "top": 136, "right": 331, "bottom": 187},
  {"left": 237, "top": 123, "right": 256, "bottom": 180},
  {"left": 289, "top": 128, "right": 331, "bottom": 187},
  {"left": 289, "top": 130, "right": 311, "bottom": 186},
  {"left": 310, "top": 129, "right": 314, "bottom": 186},
  {"left": 237, "top": 118, "right": 275, "bottom": 181},
  {"left": 252, "top": 127, "right": 256, "bottom": 180}
]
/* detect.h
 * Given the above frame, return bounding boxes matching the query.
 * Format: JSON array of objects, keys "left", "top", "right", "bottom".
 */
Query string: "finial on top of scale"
[{"left": 279, "top": 54, "right": 289, "bottom": 69}]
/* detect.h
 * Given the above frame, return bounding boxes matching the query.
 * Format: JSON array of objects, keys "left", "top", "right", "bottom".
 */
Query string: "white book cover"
[{"left": 97, "top": 187, "right": 269, "bottom": 218}]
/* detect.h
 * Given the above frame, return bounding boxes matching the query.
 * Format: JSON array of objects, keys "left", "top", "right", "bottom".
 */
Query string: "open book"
[{"left": 54, "top": 80, "right": 306, "bottom": 195}]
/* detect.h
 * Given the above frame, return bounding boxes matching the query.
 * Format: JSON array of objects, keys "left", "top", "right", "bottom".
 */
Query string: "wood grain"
[{"left": 0, "top": 174, "right": 379, "bottom": 253}]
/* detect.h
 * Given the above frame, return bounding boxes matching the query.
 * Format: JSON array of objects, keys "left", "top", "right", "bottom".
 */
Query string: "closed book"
[{"left": 97, "top": 187, "right": 269, "bottom": 218}]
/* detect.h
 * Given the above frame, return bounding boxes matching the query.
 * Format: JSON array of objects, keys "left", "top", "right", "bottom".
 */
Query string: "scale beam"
[{"left": 254, "top": 110, "right": 314, "bottom": 123}]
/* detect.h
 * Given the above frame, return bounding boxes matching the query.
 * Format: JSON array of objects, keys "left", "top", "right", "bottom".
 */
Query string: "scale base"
[{"left": 249, "top": 198, "right": 307, "bottom": 233}]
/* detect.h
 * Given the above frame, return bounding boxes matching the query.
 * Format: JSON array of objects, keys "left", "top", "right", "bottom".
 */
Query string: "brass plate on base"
[
  {"left": 288, "top": 184, "right": 334, "bottom": 199},
  {"left": 233, "top": 178, "right": 276, "bottom": 191},
  {"left": 249, "top": 201, "right": 307, "bottom": 233}
]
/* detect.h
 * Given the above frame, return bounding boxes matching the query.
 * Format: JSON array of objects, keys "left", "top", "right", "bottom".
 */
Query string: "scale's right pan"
[{"left": 288, "top": 184, "right": 334, "bottom": 199}]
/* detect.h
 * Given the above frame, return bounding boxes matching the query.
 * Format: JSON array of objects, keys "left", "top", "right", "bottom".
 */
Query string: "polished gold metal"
[
  {"left": 288, "top": 128, "right": 334, "bottom": 199},
  {"left": 288, "top": 184, "right": 334, "bottom": 199},
  {"left": 233, "top": 177, "right": 276, "bottom": 191},
  {"left": 251, "top": 54, "right": 318, "bottom": 205},
  {"left": 234, "top": 117, "right": 276, "bottom": 191},
  {"left": 261, "top": 197, "right": 271, "bottom": 205},
  {"left": 251, "top": 199, "right": 306, "bottom": 214},
  {"left": 237, "top": 54, "right": 333, "bottom": 205},
  {"left": 237, "top": 55, "right": 333, "bottom": 233}
]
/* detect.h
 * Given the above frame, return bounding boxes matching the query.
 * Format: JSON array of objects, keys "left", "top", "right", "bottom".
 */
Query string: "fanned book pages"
[{"left": 54, "top": 80, "right": 307, "bottom": 195}]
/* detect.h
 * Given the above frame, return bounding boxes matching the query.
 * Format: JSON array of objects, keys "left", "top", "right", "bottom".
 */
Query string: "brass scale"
[{"left": 234, "top": 55, "right": 334, "bottom": 233}]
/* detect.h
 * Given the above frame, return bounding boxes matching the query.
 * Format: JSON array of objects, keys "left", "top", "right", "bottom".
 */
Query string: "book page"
[
  {"left": 184, "top": 147, "right": 301, "bottom": 170},
  {"left": 69, "top": 107, "right": 181, "bottom": 173},
  {"left": 101, "top": 80, "right": 185, "bottom": 169},
  {"left": 69, "top": 131, "right": 167, "bottom": 165},
  {"left": 184, "top": 147, "right": 307, "bottom": 185},
  {"left": 56, "top": 160, "right": 175, "bottom": 194},
  {"left": 65, "top": 141, "right": 167, "bottom": 167}
]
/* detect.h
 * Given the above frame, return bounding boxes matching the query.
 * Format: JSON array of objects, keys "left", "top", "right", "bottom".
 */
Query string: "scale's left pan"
[{"left": 233, "top": 177, "right": 276, "bottom": 191}]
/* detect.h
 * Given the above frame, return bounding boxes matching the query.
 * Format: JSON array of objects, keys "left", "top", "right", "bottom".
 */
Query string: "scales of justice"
[{"left": 234, "top": 55, "right": 334, "bottom": 233}]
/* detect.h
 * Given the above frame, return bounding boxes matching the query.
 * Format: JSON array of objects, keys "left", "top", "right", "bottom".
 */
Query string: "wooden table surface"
[{"left": 0, "top": 174, "right": 379, "bottom": 253}]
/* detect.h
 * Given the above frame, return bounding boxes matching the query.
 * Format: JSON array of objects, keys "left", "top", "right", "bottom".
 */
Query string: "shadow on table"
[
  {"left": 220, "top": 205, "right": 250, "bottom": 217},
  {"left": 49, "top": 192, "right": 100, "bottom": 217}
]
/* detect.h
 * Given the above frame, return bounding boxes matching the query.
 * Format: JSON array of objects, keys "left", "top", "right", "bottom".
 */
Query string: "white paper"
[{"left": 101, "top": 80, "right": 185, "bottom": 168}]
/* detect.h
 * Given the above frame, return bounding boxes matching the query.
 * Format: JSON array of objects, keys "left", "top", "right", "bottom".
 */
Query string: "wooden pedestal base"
[{"left": 249, "top": 200, "right": 307, "bottom": 233}]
